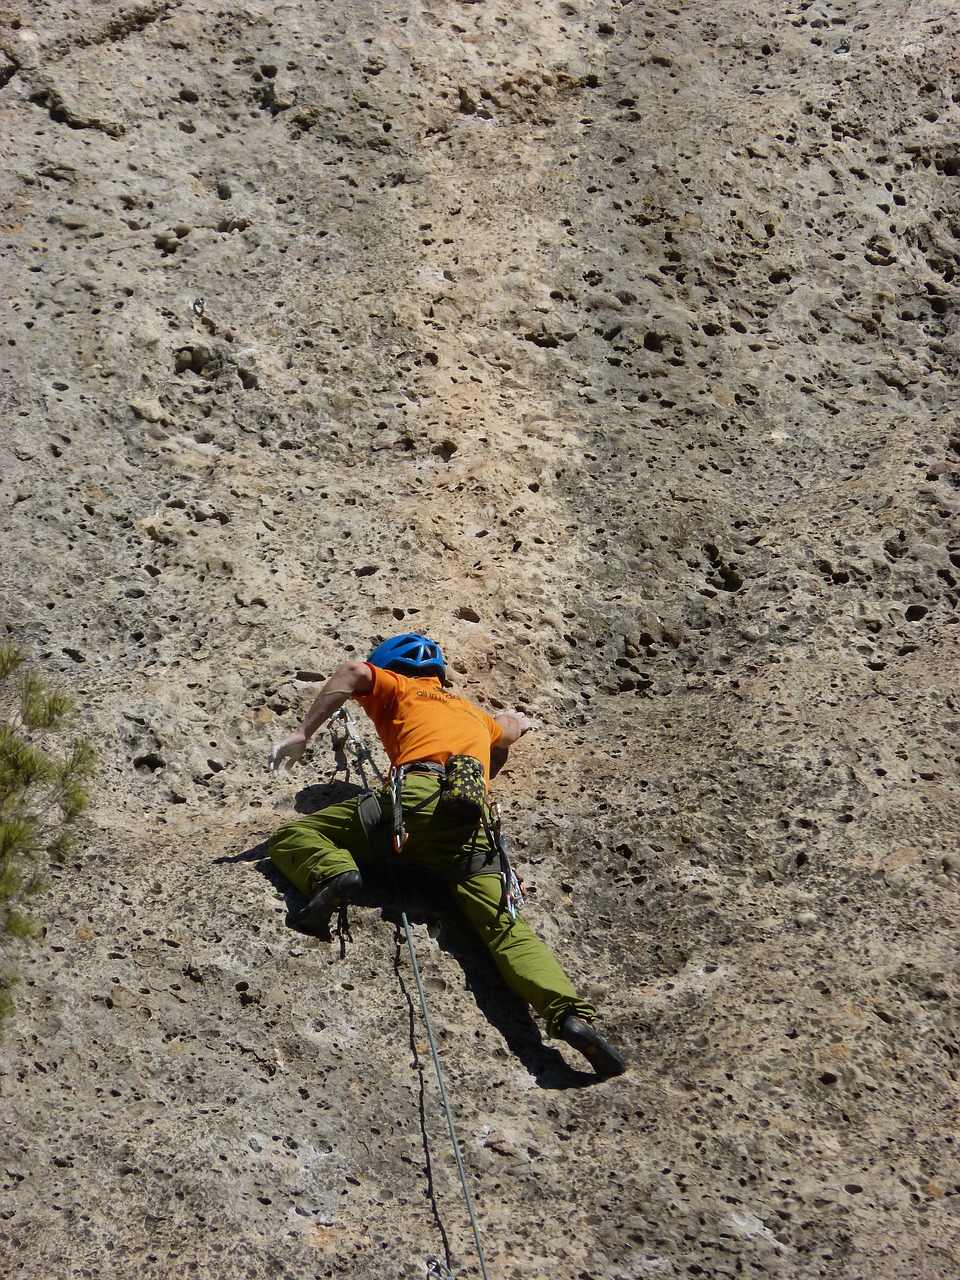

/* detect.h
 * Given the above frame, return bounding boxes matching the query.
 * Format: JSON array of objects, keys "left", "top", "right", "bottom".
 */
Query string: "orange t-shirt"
[{"left": 355, "top": 665, "right": 504, "bottom": 784}]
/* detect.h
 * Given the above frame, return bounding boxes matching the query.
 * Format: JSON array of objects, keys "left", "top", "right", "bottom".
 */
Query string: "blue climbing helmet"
[{"left": 366, "top": 633, "right": 446, "bottom": 680}]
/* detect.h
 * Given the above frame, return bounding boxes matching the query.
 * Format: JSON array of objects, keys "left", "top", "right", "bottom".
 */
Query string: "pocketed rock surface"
[{"left": 1, "top": 1, "right": 959, "bottom": 1277}]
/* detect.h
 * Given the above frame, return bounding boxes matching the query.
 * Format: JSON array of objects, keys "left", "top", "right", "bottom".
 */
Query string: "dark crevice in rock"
[
  {"left": 77, "top": 1, "right": 181, "bottom": 51},
  {"left": 28, "top": 87, "right": 126, "bottom": 137},
  {"left": 29, "top": 2, "right": 182, "bottom": 68}
]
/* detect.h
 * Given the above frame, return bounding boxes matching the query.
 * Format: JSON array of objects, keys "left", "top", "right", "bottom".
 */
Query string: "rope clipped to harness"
[{"left": 326, "top": 710, "right": 491, "bottom": 1280}]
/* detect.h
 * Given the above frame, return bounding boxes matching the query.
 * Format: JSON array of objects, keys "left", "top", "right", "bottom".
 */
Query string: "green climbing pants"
[{"left": 269, "top": 773, "right": 597, "bottom": 1038}]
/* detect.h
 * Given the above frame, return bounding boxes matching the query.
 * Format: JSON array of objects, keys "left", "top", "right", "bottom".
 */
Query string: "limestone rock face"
[{"left": 1, "top": 2, "right": 958, "bottom": 1278}]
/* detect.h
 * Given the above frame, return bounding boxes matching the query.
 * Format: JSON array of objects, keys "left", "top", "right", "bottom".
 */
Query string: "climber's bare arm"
[
  {"left": 494, "top": 709, "right": 534, "bottom": 748},
  {"left": 268, "top": 661, "right": 374, "bottom": 771}
]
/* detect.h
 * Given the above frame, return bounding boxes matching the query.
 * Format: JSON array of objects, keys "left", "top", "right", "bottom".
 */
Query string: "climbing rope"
[
  {"left": 397, "top": 891, "right": 491, "bottom": 1280},
  {"left": 328, "top": 711, "right": 492, "bottom": 1280}
]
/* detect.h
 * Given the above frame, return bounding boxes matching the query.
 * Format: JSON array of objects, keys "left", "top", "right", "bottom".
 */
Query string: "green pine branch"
[{"left": 0, "top": 639, "right": 96, "bottom": 1030}]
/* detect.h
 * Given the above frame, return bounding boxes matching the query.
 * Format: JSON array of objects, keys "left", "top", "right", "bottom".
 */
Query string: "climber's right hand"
[
  {"left": 268, "top": 732, "right": 307, "bottom": 772},
  {"left": 503, "top": 709, "right": 535, "bottom": 736}
]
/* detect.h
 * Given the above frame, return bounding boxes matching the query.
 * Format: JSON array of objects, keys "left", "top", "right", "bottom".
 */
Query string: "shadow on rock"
[
  {"left": 274, "top": 854, "right": 598, "bottom": 1085},
  {"left": 220, "top": 821, "right": 600, "bottom": 1085},
  {"left": 214, "top": 837, "right": 271, "bottom": 864},
  {"left": 293, "top": 779, "right": 364, "bottom": 813},
  {"left": 429, "top": 907, "right": 601, "bottom": 1090}
]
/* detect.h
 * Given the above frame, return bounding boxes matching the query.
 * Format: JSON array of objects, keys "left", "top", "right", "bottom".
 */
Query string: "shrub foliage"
[{"left": 0, "top": 640, "right": 96, "bottom": 1026}]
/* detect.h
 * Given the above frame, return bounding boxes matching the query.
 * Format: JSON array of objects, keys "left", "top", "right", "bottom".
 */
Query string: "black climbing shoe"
[
  {"left": 560, "top": 1014, "right": 627, "bottom": 1077},
  {"left": 298, "top": 870, "right": 363, "bottom": 931}
]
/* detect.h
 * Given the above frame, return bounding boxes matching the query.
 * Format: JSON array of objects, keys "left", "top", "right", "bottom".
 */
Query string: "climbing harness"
[
  {"left": 328, "top": 700, "right": 520, "bottom": 915},
  {"left": 327, "top": 707, "right": 522, "bottom": 915},
  {"left": 326, "top": 709, "right": 492, "bottom": 1280}
]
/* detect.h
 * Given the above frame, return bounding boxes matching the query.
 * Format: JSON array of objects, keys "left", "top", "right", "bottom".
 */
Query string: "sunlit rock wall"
[{"left": 1, "top": 3, "right": 958, "bottom": 1278}]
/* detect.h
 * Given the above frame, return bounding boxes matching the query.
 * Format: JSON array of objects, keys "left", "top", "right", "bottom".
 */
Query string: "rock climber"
[{"left": 267, "top": 633, "right": 627, "bottom": 1077}]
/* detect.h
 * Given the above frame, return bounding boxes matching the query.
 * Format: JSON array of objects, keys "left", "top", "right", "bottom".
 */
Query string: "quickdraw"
[
  {"left": 391, "top": 764, "right": 407, "bottom": 852},
  {"left": 482, "top": 797, "right": 525, "bottom": 921},
  {"left": 329, "top": 704, "right": 386, "bottom": 790},
  {"left": 427, "top": 1261, "right": 458, "bottom": 1280}
]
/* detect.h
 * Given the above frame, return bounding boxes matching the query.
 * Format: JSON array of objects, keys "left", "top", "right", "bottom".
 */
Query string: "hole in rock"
[{"left": 134, "top": 753, "right": 166, "bottom": 773}]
